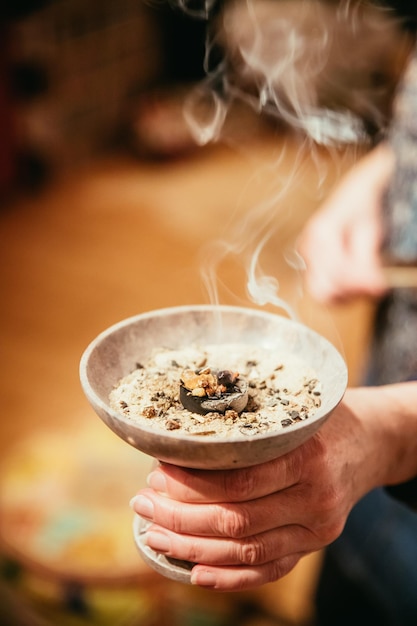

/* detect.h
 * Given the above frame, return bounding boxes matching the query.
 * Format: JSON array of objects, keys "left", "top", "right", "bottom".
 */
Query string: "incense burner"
[{"left": 80, "top": 304, "right": 347, "bottom": 582}]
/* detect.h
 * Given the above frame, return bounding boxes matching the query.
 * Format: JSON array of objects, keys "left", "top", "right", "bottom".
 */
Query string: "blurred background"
[{"left": 0, "top": 1, "right": 416, "bottom": 624}]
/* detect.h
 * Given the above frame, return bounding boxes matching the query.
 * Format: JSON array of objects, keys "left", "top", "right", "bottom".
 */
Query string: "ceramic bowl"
[{"left": 80, "top": 305, "right": 347, "bottom": 471}]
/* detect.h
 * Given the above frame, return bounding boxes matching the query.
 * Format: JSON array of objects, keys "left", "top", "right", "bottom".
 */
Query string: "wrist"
[
  {"left": 377, "top": 382, "right": 417, "bottom": 487},
  {"left": 333, "top": 384, "right": 417, "bottom": 500}
]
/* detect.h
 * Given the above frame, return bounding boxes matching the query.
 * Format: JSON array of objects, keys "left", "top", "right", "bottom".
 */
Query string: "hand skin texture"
[
  {"left": 298, "top": 143, "right": 395, "bottom": 303},
  {"left": 130, "top": 383, "right": 417, "bottom": 591}
]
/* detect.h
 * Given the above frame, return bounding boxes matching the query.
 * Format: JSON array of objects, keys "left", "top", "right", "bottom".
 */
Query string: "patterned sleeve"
[
  {"left": 384, "top": 43, "right": 417, "bottom": 263},
  {"left": 382, "top": 43, "right": 417, "bottom": 509}
]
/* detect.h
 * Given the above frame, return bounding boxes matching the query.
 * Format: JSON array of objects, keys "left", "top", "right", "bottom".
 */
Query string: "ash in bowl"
[{"left": 109, "top": 344, "right": 321, "bottom": 438}]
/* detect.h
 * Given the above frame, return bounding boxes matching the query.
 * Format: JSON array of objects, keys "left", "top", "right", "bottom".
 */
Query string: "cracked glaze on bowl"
[{"left": 80, "top": 305, "right": 347, "bottom": 470}]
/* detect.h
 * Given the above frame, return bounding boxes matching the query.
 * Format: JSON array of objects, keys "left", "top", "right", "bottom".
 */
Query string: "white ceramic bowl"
[{"left": 80, "top": 305, "right": 347, "bottom": 470}]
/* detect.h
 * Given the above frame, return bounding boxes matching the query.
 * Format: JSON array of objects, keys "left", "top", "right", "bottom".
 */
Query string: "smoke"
[
  {"left": 182, "top": 0, "right": 406, "bottom": 143},
  {"left": 197, "top": 138, "right": 314, "bottom": 318},
  {"left": 183, "top": 79, "right": 228, "bottom": 145},
  {"left": 170, "top": 0, "right": 408, "bottom": 313},
  {"left": 171, "top": 0, "right": 217, "bottom": 19}
]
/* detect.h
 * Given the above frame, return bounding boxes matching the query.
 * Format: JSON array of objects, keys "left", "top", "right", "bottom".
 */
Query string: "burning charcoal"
[{"left": 180, "top": 369, "right": 249, "bottom": 415}]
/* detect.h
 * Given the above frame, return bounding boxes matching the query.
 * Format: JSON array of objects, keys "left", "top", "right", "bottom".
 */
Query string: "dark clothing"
[{"left": 316, "top": 489, "right": 417, "bottom": 626}]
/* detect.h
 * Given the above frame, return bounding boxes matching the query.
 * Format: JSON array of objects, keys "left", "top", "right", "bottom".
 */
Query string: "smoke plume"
[{"left": 172, "top": 0, "right": 409, "bottom": 314}]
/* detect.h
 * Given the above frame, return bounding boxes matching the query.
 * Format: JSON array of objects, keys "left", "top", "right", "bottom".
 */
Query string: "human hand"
[
  {"left": 130, "top": 386, "right": 402, "bottom": 591},
  {"left": 298, "top": 143, "right": 395, "bottom": 303}
]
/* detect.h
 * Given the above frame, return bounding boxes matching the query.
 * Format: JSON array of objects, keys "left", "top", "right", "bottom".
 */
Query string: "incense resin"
[{"left": 109, "top": 344, "right": 322, "bottom": 438}]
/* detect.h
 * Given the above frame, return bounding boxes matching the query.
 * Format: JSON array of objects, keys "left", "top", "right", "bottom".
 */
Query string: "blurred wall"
[{"left": 0, "top": 0, "right": 168, "bottom": 193}]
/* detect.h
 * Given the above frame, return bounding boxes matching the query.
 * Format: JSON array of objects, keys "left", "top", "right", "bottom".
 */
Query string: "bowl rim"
[{"left": 79, "top": 304, "right": 348, "bottom": 444}]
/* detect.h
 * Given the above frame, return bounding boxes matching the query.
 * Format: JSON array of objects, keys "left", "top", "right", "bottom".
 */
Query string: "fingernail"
[
  {"left": 147, "top": 471, "right": 167, "bottom": 493},
  {"left": 129, "top": 495, "right": 154, "bottom": 519},
  {"left": 191, "top": 569, "right": 217, "bottom": 588},
  {"left": 145, "top": 530, "right": 171, "bottom": 554}
]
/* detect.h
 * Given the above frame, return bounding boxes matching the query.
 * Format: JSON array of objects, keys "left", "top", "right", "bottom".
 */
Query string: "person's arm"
[
  {"left": 298, "top": 142, "right": 394, "bottom": 303},
  {"left": 130, "top": 381, "right": 417, "bottom": 591}
]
